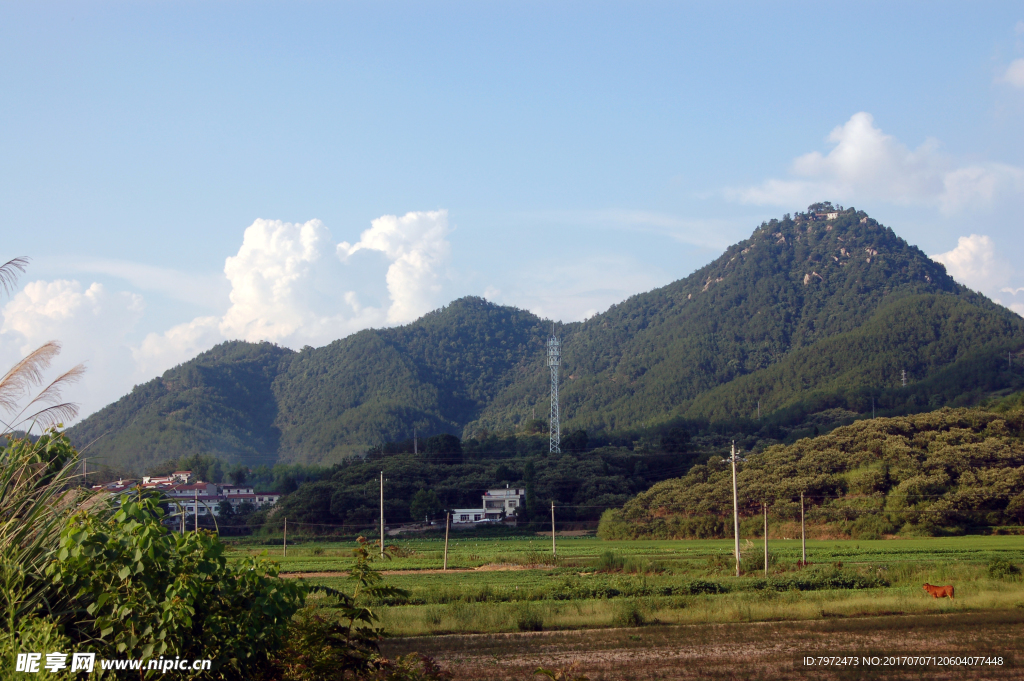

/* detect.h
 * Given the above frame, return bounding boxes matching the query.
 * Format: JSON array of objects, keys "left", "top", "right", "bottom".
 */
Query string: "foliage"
[
  {"left": 605, "top": 406, "right": 1024, "bottom": 538},
  {"left": 67, "top": 208, "right": 1024, "bottom": 472},
  {"left": 0, "top": 433, "right": 87, "bottom": 680},
  {"left": 988, "top": 556, "right": 1021, "bottom": 580},
  {"left": 47, "top": 494, "right": 306, "bottom": 677},
  {"left": 271, "top": 537, "right": 428, "bottom": 680},
  {"left": 611, "top": 599, "right": 647, "bottom": 627},
  {"left": 409, "top": 489, "right": 443, "bottom": 522},
  {"left": 273, "top": 446, "right": 687, "bottom": 527}
]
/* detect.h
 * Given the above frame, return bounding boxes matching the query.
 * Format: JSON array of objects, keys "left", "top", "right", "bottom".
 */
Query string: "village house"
[
  {"left": 452, "top": 487, "right": 526, "bottom": 524},
  {"left": 93, "top": 477, "right": 281, "bottom": 520}
]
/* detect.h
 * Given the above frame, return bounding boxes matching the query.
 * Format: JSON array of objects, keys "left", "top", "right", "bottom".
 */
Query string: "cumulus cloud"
[
  {"left": 732, "top": 112, "right": 1024, "bottom": 212},
  {"left": 932, "top": 234, "right": 1013, "bottom": 291},
  {"left": 141, "top": 210, "right": 453, "bottom": 359},
  {"left": 338, "top": 210, "right": 452, "bottom": 324},
  {"left": 1, "top": 211, "right": 455, "bottom": 421},
  {"left": 1003, "top": 59, "right": 1024, "bottom": 88},
  {"left": 0, "top": 280, "right": 144, "bottom": 422},
  {"left": 932, "top": 234, "right": 1024, "bottom": 318}
]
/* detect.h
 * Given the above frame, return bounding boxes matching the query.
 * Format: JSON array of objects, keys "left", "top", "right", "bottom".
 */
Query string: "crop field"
[
  {"left": 225, "top": 535, "right": 1024, "bottom": 635},
  {"left": 220, "top": 535, "right": 1024, "bottom": 678},
  {"left": 227, "top": 534, "right": 1024, "bottom": 573}
]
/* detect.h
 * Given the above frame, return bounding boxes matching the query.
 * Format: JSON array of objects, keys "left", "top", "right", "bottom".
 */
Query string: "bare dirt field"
[{"left": 381, "top": 611, "right": 1024, "bottom": 680}]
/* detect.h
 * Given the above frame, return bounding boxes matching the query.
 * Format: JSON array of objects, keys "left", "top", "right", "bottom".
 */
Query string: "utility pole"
[
  {"left": 380, "top": 471, "right": 385, "bottom": 560},
  {"left": 548, "top": 325, "right": 561, "bottom": 453},
  {"left": 551, "top": 502, "right": 557, "bottom": 559},
  {"left": 82, "top": 457, "right": 87, "bottom": 487},
  {"left": 283, "top": 518, "right": 287, "bottom": 557},
  {"left": 443, "top": 512, "right": 450, "bottom": 571},
  {"left": 901, "top": 369, "right": 907, "bottom": 387},
  {"left": 763, "top": 502, "right": 768, "bottom": 577},
  {"left": 729, "top": 441, "right": 741, "bottom": 577},
  {"left": 800, "top": 491, "right": 806, "bottom": 567},
  {"left": 194, "top": 489, "right": 199, "bottom": 534}
]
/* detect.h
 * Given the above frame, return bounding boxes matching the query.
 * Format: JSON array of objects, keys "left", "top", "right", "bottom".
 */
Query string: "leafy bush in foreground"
[{"left": 48, "top": 495, "right": 306, "bottom": 677}]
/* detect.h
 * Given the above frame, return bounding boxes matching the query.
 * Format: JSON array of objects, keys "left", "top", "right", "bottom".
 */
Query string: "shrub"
[
  {"left": 594, "top": 550, "right": 625, "bottom": 572},
  {"left": 988, "top": 557, "right": 1021, "bottom": 580},
  {"left": 515, "top": 604, "right": 544, "bottom": 632},
  {"left": 611, "top": 599, "right": 646, "bottom": 628},
  {"left": 48, "top": 494, "right": 306, "bottom": 676}
]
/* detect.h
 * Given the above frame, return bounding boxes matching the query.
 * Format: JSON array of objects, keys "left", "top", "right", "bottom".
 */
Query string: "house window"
[
  {"left": 460, "top": 515, "right": 469, "bottom": 522},
  {"left": 508, "top": 500, "right": 517, "bottom": 507},
  {"left": 474, "top": 514, "right": 481, "bottom": 521}
]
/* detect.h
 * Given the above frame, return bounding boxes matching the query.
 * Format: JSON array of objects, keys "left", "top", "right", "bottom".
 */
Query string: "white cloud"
[
  {"left": 144, "top": 211, "right": 453, "bottom": 360},
  {"left": 42, "top": 256, "right": 229, "bottom": 309},
  {"left": 731, "top": 112, "right": 1024, "bottom": 212},
  {"left": 132, "top": 316, "right": 223, "bottom": 380},
  {"left": 0, "top": 280, "right": 144, "bottom": 423},
  {"left": 931, "top": 234, "right": 1012, "bottom": 291},
  {"left": 338, "top": 210, "right": 452, "bottom": 324},
  {"left": 932, "top": 234, "right": 1024, "bottom": 319},
  {"left": 1002, "top": 59, "right": 1024, "bottom": 88},
  {"left": 218, "top": 218, "right": 378, "bottom": 345}
]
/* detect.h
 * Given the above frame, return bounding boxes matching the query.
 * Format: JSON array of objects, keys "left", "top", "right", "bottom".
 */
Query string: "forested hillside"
[
  {"left": 599, "top": 402, "right": 1024, "bottom": 539},
  {"left": 468, "top": 205, "right": 1022, "bottom": 434},
  {"left": 68, "top": 204, "right": 1024, "bottom": 473},
  {"left": 69, "top": 342, "right": 292, "bottom": 472}
]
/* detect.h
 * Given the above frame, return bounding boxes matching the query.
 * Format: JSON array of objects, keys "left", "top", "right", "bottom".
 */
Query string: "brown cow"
[{"left": 923, "top": 583, "right": 954, "bottom": 599}]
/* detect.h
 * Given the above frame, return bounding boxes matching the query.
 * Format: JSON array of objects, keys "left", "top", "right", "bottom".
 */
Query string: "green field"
[{"left": 225, "top": 535, "right": 1024, "bottom": 637}]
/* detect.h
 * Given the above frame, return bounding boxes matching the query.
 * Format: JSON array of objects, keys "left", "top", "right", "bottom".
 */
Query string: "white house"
[{"left": 452, "top": 487, "right": 526, "bottom": 524}]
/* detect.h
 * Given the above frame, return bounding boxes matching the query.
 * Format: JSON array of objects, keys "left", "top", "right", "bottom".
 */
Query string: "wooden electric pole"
[
  {"left": 551, "top": 503, "right": 556, "bottom": 559},
  {"left": 800, "top": 491, "right": 806, "bottom": 566},
  {"left": 283, "top": 517, "right": 287, "bottom": 557},
  {"left": 731, "top": 442, "right": 741, "bottom": 577},
  {"left": 763, "top": 503, "right": 768, "bottom": 577},
  {"left": 443, "top": 512, "right": 450, "bottom": 570},
  {"left": 380, "top": 471, "right": 385, "bottom": 559}
]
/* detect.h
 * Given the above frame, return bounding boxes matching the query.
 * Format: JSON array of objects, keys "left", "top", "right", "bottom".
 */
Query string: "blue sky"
[{"left": 2, "top": 2, "right": 1023, "bottom": 420}]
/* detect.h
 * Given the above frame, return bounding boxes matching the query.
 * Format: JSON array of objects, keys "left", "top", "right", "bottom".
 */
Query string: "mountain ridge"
[{"left": 67, "top": 205, "right": 1024, "bottom": 472}]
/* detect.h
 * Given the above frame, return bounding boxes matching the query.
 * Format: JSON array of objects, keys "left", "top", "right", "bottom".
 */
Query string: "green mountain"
[{"left": 68, "top": 204, "right": 1024, "bottom": 473}]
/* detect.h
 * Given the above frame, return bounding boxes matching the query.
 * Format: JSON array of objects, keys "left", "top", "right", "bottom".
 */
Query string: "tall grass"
[{"left": 0, "top": 257, "right": 92, "bottom": 674}]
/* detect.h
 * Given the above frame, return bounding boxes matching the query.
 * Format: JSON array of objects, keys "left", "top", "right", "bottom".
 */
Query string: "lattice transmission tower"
[{"left": 548, "top": 325, "right": 561, "bottom": 453}]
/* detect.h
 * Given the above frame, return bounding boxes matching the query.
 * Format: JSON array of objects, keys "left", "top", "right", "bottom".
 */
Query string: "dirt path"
[
  {"left": 381, "top": 611, "right": 1024, "bottom": 680},
  {"left": 280, "top": 564, "right": 538, "bottom": 579}
]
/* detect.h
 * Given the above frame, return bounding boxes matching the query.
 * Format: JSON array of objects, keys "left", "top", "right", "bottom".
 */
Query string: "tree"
[
  {"left": 562, "top": 430, "right": 588, "bottom": 453},
  {"left": 425, "top": 434, "right": 462, "bottom": 464},
  {"left": 409, "top": 489, "right": 443, "bottom": 522}
]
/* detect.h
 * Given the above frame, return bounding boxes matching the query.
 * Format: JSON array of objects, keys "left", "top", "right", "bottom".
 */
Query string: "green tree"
[
  {"left": 409, "top": 489, "right": 443, "bottom": 522},
  {"left": 425, "top": 434, "right": 462, "bottom": 464}
]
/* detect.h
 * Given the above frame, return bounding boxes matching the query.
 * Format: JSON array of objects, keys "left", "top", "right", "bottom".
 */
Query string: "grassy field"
[
  {"left": 225, "top": 534, "right": 1024, "bottom": 640},
  {"left": 227, "top": 534, "right": 1024, "bottom": 573}
]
